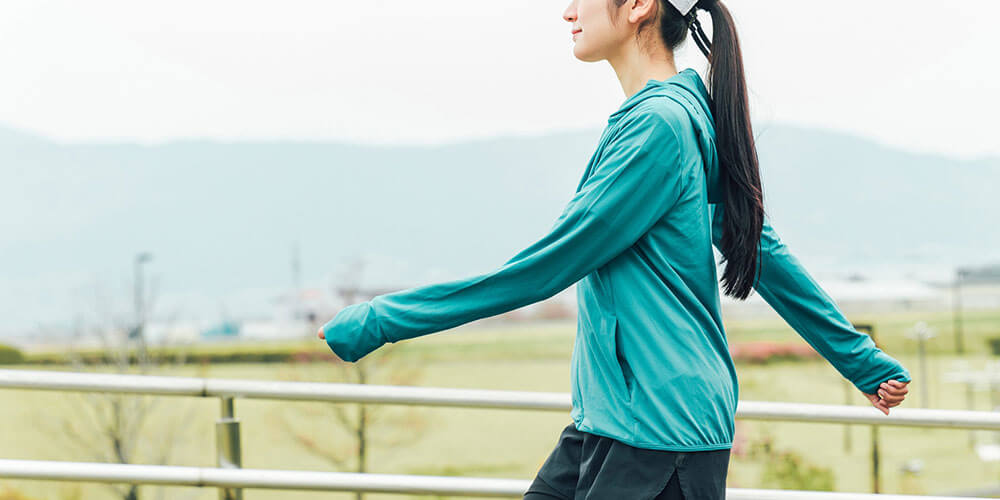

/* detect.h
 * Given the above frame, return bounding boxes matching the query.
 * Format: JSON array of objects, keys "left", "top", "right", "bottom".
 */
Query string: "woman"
[{"left": 319, "top": 0, "right": 912, "bottom": 497}]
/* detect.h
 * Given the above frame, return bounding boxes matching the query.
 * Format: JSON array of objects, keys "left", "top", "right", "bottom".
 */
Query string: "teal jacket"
[{"left": 322, "top": 68, "right": 912, "bottom": 451}]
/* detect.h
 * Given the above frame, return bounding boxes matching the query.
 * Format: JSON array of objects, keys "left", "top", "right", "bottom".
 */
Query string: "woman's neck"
[{"left": 608, "top": 44, "right": 679, "bottom": 99}]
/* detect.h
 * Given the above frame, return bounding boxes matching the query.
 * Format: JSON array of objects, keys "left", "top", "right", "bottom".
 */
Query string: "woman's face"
[{"left": 563, "top": 0, "right": 632, "bottom": 62}]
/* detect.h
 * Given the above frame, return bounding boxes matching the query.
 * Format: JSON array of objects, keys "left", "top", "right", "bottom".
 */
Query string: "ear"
[{"left": 628, "top": 0, "right": 659, "bottom": 24}]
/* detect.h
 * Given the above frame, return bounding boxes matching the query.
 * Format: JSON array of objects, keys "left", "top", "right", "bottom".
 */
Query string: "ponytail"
[{"left": 685, "top": 0, "right": 765, "bottom": 300}]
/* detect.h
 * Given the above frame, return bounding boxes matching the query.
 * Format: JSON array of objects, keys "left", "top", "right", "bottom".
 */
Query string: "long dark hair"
[{"left": 610, "top": 0, "right": 764, "bottom": 300}]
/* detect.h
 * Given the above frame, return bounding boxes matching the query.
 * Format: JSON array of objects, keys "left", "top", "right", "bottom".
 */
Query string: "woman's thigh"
[{"left": 523, "top": 423, "right": 583, "bottom": 500}]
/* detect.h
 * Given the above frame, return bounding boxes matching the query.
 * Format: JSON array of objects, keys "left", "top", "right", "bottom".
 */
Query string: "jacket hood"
[{"left": 608, "top": 68, "right": 722, "bottom": 203}]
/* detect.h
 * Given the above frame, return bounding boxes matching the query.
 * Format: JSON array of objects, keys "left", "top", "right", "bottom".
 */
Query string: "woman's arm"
[
  {"left": 710, "top": 202, "right": 912, "bottom": 396},
  {"left": 322, "top": 109, "right": 685, "bottom": 362}
]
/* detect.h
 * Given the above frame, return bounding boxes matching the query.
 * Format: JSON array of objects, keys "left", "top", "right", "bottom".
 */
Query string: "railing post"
[
  {"left": 871, "top": 424, "right": 880, "bottom": 493},
  {"left": 216, "top": 396, "right": 243, "bottom": 500},
  {"left": 853, "top": 323, "right": 882, "bottom": 494}
]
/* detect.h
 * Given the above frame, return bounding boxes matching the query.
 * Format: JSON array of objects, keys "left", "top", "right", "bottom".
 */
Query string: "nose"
[{"left": 563, "top": 0, "right": 577, "bottom": 23}]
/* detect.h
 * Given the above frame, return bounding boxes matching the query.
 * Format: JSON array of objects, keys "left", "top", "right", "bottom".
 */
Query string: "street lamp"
[
  {"left": 953, "top": 267, "right": 967, "bottom": 355},
  {"left": 132, "top": 252, "right": 153, "bottom": 351},
  {"left": 905, "top": 321, "right": 936, "bottom": 408}
]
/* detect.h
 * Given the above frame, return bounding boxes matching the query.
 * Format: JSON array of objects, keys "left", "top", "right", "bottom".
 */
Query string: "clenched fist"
[{"left": 862, "top": 379, "right": 909, "bottom": 415}]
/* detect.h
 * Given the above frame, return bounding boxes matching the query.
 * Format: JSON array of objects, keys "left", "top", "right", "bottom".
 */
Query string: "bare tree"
[
  {"left": 279, "top": 344, "right": 427, "bottom": 486},
  {"left": 277, "top": 342, "right": 429, "bottom": 500},
  {"left": 275, "top": 255, "right": 430, "bottom": 500},
  {"left": 33, "top": 271, "right": 201, "bottom": 500}
]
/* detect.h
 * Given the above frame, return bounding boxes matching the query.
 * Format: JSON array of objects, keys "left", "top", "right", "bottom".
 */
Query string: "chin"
[{"left": 572, "top": 45, "right": 601, "bottom": 62}]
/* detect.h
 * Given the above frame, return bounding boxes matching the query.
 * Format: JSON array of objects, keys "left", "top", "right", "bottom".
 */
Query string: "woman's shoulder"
[{"left": 616, "top": 94, "right": 692, "bottom": 135}]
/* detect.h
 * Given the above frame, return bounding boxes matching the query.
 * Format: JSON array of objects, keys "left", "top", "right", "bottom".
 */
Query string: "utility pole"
[
  {"left": 953, "top": 267, "right": 965, "bottom": 355},
  {"left": 132, "top": 252, "right": 153, "bottom": 357},
  {"left": 291, "top": 242, "right": 302, "bottom": 321}
]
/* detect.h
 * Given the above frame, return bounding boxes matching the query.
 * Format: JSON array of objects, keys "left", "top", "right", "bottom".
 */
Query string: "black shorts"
[{"left": 524, "top": 422, "right": 730, "bottom": 500}]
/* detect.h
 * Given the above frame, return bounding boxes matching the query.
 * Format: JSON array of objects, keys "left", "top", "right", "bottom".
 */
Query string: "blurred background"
[{"left": 0, "top": 0, "right": 998, "bottom": 499}]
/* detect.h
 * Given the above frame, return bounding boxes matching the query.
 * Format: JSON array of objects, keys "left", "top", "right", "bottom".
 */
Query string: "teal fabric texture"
[{"left": 322, "top": 68, "right": 912, "bottom": 451}]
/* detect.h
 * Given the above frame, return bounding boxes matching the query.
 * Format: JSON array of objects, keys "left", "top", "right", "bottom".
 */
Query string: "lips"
[{"left": 572, "top": 28, "right": 582, "bottom": 35}]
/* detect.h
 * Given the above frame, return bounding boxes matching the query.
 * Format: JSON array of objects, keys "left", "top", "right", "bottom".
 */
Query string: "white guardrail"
[{"left": 0, "top": 368, "right": 997, "bottom": 499}]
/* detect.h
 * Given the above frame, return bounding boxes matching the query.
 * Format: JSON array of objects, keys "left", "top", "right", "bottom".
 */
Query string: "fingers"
[
  {"left": 881, "top": 381, "right": 908, "bottom": 395},
  {"left": 880, "top": 396, "right": 901, "bottom": 408},
  {"left": 874, "top": 393, "right": 890, "bottom": 414},
  {"left": 874, "top": 380, "right": 909, "bottom": 413},
  {"left": 317, "top": 329, "right": 325, "bottom": 340},
  {"left": 878, "top": 382, "right": 908, "bottom": 404},
  {"left": 874, "top": 398, "right": 889, "bottom": 415},
  {"left": 864, "top": 393, "right": 884, "bottom": 410},
  {"left": 885, "top": 380, "right": 910, "bottom": 395},
  {"left": 878, "top": 388, "right": 904, "bottom": 405},
  {"left": 864, "top": 391, "right": 893, "bottom": 415}
]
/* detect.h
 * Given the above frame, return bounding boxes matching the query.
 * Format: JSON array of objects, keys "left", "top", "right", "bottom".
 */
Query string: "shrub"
[
  {"left": 987, "top": 337, "right": 1000, "bottom": 356},
  {"left": 729, "top": 341, "right": 820, "bottom": 365},
  {"left": 0, "top": 344, "right": 25, "bottom": 365},
  {"left": 747, "top": 433, "right": 835, "bottom": 490}
]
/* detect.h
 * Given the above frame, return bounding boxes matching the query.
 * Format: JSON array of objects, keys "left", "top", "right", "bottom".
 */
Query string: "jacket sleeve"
[
  {"left": 323, "top": 110, "right": 685, "bottom": 362},
  {"left": 710, "top": 202, "right": 912, "bottom": 395}
]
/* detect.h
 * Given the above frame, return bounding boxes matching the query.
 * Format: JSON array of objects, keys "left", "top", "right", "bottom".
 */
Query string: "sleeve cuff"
[
  {"left": 852, "top": 348, "right": 912, "bottom": 395},
  {"left": 322, "top": 301, "right": 387, "bottom": 362}
]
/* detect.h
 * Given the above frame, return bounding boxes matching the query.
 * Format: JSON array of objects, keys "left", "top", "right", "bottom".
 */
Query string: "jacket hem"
[{"left": 573, "top": 419, "right": 732, "bottom": 452}]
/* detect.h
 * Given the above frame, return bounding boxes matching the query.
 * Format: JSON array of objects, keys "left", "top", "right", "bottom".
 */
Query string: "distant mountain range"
[{"left": 1, "top": 123, "right": 996, "bottom": 337}]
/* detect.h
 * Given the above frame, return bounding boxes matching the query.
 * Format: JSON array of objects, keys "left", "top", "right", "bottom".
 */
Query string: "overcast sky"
[{"left": 1, "top": 0, "right": 997, "bottom": 159}]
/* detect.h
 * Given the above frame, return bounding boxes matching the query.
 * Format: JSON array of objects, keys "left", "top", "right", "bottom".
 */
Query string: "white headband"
[{"left": 667, "top": 0, "right": 698, "bottom": 16}]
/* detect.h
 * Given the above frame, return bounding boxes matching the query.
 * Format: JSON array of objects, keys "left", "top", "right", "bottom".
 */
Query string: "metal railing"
[{"left": 1, "top": 368, "right": 997, "bottom": 499}]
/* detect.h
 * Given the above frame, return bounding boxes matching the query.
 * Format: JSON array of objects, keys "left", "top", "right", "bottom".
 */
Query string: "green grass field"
[{"left": 1, "top": 307, "right": 999, "bottom": 500}]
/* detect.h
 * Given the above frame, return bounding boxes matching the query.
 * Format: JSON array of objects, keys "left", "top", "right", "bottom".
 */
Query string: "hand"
[
  {"left": 862, "top": 379, "right": 909, "bottom": 415},
  {"left": 315, "top": 303, "right": 385, "bottom": 362}
]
